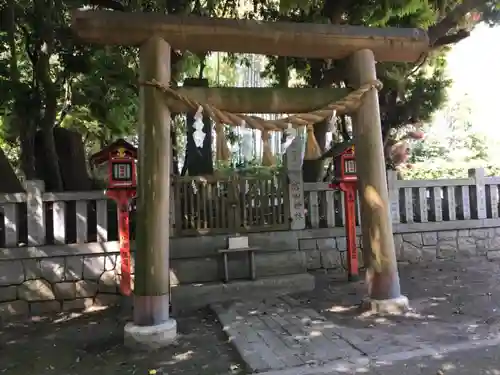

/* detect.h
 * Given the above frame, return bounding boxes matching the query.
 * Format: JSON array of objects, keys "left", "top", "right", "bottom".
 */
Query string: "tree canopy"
[{"left": 0, "top": 0, "right": 498, "bottom": 191}]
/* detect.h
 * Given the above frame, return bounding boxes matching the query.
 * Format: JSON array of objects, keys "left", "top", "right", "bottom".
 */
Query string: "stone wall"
[
  {"left": 3, "top": 223, "right": 500, "bottom": 318},
  {"left": 394, "top": 227, "right": 500, "bottom": 262},
  {"left": 0, "top": 245, "right": 122, "bottom": 317},
  {"left": 299, "top": 227, "right": 500, "bottom": 271},
  {"left": 299, "top": 235, "right": 365, "bottom": 270},
  {"left": 0, "top": 230, "right": 311, "bottom": 317}
]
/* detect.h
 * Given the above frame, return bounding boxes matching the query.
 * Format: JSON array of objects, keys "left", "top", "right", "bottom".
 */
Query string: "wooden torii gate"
[{"left": 71, "top": 10, "right": 429, "bottom": 348}]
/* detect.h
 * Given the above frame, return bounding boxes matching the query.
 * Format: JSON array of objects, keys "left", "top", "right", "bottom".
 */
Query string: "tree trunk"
[
  {"left": 54, "top": 128, "right": 92, "bottom": 191},
  {"left": 302, "top": 59, "right": 333, "bottom": 183},
  {"left": 40, "top": 128, "right": 64, "bottom": 191},
  {"left": 184, "top": 78, "right": 214, "bottom": 176},
  {"left": 19, "top": 124, "right": 37, "bottom": 180},
  {"left": 302, "top": 120, "right": 329, "bottom": 182},
  {"left": 33, "top": 0, "right": 64, "bottom": 191},
  {"left": 6, "top": 0, "right": 36, "bottom": 181},
  {"left": 0, "top": 147, "right": 23, "bottom": 193},
  {"left": 171, "top": 114, "right": 180, "bottom": 175}
]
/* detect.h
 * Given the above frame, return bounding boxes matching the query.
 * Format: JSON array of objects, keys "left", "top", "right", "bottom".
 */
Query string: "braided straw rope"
[{"left": 140, "top": 79, "right": 383, "bottom": 132}]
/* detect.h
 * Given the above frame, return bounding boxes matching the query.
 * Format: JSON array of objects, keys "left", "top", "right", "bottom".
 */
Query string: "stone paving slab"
[
  {"left": 257, "top": 333, "right": 500, "bottom": 375},
  {"left": 211, "top": 297, "right": 430, "bottom": 373},
  {"left": 211, "top": 258, "right": 500, "bottom": 374},
  {"left": 370, "top": 345, "right": 500, "bottom": 375},
  {"left": 212, "top": 298, "right": 362, "bottom": 372}
]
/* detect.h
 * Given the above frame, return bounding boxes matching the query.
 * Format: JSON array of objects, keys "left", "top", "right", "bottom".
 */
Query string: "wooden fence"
[
  {"left": 303, "top": 168, "right": 498, "bottom": 228},
  {"left": 0, "top": 174, "right": 289, "bottom": 247},
  {"left": 1, "top": 168, "right": 499, "bottom": 248},
  {"left": 172, "top": 174, "right": 289, "bottom": 235},
  {"left": 0, "top": 181, "right": 112, "bottom": 248}
]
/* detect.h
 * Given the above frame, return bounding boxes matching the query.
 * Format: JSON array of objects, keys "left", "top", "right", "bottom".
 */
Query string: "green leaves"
[
  {"left": 0, "top": 0, "right": 498, "bottom": 177},
  {"left": 405, "top": 97, "right": 491, "bottom": 179},
  {"left": 278, "top": 0, "right": 311, "bottom": 14}
]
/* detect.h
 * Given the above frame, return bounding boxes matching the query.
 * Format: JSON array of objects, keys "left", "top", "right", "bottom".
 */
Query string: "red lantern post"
[
  {"left": 90, "top": 139, "right": 138, "bottom": 295},
  {"left": 329, "top": 145, "right": 359, "bottom": 281}
]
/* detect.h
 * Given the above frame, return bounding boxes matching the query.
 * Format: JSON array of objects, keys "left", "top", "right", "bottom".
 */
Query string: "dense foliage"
[{"left": 0, "top": 0, "right": 498, "bottom": 190}]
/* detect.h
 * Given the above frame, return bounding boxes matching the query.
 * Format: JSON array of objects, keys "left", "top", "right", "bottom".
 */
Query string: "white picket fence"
[
  {"left": 0, "top": 168, "right": 498, "bottom": 248},
  {"left": 303, "top": 168, "right": 497, "bottom": 229}
]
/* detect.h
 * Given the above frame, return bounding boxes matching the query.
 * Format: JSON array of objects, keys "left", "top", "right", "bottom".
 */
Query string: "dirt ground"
[
  {"left": 0, "top": 307, "right": 244, "bottom": 375},
  {"left": 3, "top": 257, "right": 500, "bottom": 375}
]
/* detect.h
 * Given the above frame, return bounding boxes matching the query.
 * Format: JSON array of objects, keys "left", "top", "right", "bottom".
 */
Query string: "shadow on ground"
[
  {"left": 4, "top": 257, "right": 500, "bottom": 375},
  {"left": 292, "top": 258, "right": 500, "bottom": 339},
  {"left": 0, "top": 307, "right": 244, "bottom": 375}
]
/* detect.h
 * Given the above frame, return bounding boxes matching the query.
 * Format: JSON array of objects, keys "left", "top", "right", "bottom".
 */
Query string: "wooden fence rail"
[
  {"left": 0, "top": 174, "right": 290, "bottom": 247},
  {"left": 1, "top": 168, "right": 498, "bottom": 248},
  {"left": 303, "top": 168, "right": 499, "bottom": 229},
  {"left": 173, "top": 174, "right": 289, "bottom": 236},
  {"left": 0, "top": 181, "right": 112, "bottom": 248}
]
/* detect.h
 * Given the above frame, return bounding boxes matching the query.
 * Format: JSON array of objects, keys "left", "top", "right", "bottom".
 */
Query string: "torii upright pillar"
[
  {"left": 347, "top": 49, "right": 409, "bottom": 313},
  {"left": 124, "top": 36, "right": 177, "bottom": 348}
]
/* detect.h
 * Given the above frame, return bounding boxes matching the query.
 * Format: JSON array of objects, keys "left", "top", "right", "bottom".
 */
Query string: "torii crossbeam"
[{"left": 72, "top": 10, "right": 428, "bottom": 62}]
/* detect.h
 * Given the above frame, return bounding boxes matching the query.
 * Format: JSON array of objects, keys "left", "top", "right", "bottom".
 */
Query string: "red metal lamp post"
[
  {"left": 90, "top": 139, "right": 138, "bottom": 296},
  {"left": 329, "top": 145, "right": 359, "bottom": 281}
]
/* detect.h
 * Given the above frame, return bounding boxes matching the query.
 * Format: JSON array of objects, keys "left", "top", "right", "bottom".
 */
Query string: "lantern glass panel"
[
  {"left": 344, "top": 159, "right": 356, "bottom": 175},
  {"left": 112, "top": 162, "right": 133, "bottom": 181}
]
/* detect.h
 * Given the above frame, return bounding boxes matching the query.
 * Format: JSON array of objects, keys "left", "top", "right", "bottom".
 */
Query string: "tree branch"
[
  {"left": 318, "top": 139, "right": 354, "bottom": 160},
  {"left": 428, "top": 0, "right": 484, "bottom": 45},
  {"left": 321, "top": 0, "right": 350, "bottom": 24},
  {"left": 85, "top": 0, "right": 126, "bottom": 11},
  {"left": 18, "top": 25, "right": 37, "bottom": 67},
  {"left": 432, "top": 29, "right": 470, "bottom": 49}
]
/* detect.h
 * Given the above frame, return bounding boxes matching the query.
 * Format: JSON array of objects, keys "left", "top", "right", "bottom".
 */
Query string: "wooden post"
[
  {"left": 124, "top": 36, "right": 177, "bottom": 348},
  {"left": 285, "top": 134, "right": 306, "bottom": 230},
  {"left": 25, "top": 180, "right": 46, "bottom": 246},
  {"left": 469, "top": 168, "right": 487, "bottom": 219},
  {"left": 347, "top": 49, "right": 408, "bottom": 311},
  {"left": 387, "top": 170, "right": 400, "bottom": 223}
]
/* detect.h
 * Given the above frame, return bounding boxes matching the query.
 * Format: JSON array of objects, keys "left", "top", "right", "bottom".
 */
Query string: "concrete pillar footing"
[
  {"left": 124, "top": 319, "right": 177, "bottom": 349},
  {"left": 368, "top": 295, "right": 410, "bottom": 315}
]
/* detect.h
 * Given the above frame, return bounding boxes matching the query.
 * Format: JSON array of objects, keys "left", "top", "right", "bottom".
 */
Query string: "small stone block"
[
  {"left": 124, "top": 319, "right": 177, "bottom": 350},
  {"left": 76, "top": 280, "right": 98, "bottom": 298},
  {"left": 369, "top": 295, "right": 410, "bottom": 315},
  {"left": 94, "top": 293, "right": 120, "bottom": 307},
  {"left": 62, "top": 298, "right": 94, "bottom": 312},
  {"left": 487, "top": 250, "right": 500, "bottom": 261},
  {"left": 228, "top": 236, "right": 249, "bottom": 249},
  {"left": 0, "top": 286, "right": 17, "bottom": 302},
  {"left": 30, "top": 300, "right": 61, "bottom": 315},
  {"left": 53, "top": 282, "right": 77, "bottom": 300},
  {"left": 0, "top": 301, "right": 29, "bottom": 317}
]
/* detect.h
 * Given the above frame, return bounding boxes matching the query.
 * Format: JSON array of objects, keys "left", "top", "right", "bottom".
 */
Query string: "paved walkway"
[
  {"left": 212, "top": 258, "right": 500, "bottom": 374},
  {"left": 367, "top": 345, "right": 500, "bottom": 375},
  {"left": 212, "top": 297, "right": 430, "bottom": 373},
  {"left": 262, "top": 342, "right": 500, "bottom": 375}
]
